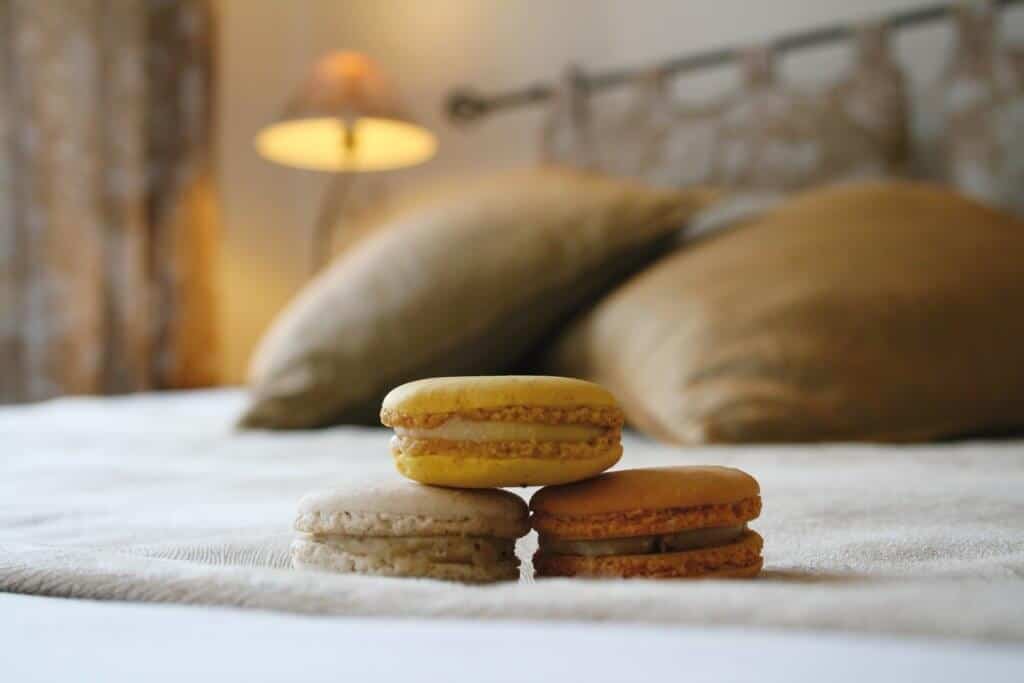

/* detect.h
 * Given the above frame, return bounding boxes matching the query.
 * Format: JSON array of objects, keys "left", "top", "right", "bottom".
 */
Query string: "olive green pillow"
[
  {"left": 549, "top": 181, "right": 1024, "bottom": 443},
  {"left": 240, "top": 167, "right": 716, "bottom": 429}
]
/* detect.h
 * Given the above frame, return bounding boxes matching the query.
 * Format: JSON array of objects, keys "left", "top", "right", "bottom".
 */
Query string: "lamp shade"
[{"left": 256, "top": 51, "right": 436, "bottom": 172}]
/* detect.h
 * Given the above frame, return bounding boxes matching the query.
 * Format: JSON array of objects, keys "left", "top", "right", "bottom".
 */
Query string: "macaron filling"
[
  {"left": 393, "top": 418, "right": 604, "bottom": 443},
  {"left": 538, "top": 525, "right": 747, "bottom": 557}
]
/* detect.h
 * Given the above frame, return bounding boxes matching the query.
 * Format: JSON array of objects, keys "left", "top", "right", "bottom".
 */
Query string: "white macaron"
[{"left": 291, "top": 479, "right": 529, "bottom": 582}]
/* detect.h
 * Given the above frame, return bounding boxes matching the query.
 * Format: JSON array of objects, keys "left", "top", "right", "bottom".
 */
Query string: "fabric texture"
[
  {"left": 548, "top": 180, "right": 1024, "bottom": 444},
  {"left": 240, "top": 168, "right": 716, "bottom": 429},
  {"left": 0, "top": 0, "right": 219, "bottom": 403},
  {"left": 2, "top": 390, "right": 1024, "bottom": 642}
]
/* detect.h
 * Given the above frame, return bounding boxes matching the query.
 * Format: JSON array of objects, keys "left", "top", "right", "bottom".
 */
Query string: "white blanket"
[{"left": 2, "top": 390, "right": 1023, "bottom": 641}]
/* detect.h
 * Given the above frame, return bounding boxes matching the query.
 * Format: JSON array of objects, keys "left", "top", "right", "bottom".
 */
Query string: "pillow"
[
  {"left": 240, "top": 167, "right": 716, "bottom": 429},
  {"left": 548, "top": 181, "right": 1024, "bottom": 443}
]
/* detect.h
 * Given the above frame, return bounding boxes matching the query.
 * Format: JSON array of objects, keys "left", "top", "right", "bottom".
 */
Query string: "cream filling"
[
  {"left": 538, "top": 525, "right": 747, "bottom": 557},
  {"left": 394, "top": 418, "right": 603, "bottom": 443}
]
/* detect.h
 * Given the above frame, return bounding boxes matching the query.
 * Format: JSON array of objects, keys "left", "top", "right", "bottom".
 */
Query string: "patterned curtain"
[{"left": 0, "top": 0, "right": 218, "bottom": 403}]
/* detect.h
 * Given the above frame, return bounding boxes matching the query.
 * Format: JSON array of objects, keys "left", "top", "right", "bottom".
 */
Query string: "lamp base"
[{"left": 310, "top": 171, "right": 356, "bottom": 274}]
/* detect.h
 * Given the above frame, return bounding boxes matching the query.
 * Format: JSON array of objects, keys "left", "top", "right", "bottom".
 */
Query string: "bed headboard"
[{"left": 446, "top": 0, "right": 1024, "bottom": 215}]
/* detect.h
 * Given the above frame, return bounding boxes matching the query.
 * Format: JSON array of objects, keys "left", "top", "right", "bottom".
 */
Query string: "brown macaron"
[{"left": 530, "top": 466, "right": 763, "bottom": 579}]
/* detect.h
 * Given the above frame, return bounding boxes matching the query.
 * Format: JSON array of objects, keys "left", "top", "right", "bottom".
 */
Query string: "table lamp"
[{"left": 256, "top": 51, "right": 437, "bottom": 272}]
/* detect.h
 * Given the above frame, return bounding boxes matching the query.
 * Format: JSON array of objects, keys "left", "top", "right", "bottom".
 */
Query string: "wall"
[{"left": 217, "top": 0, "right": 1024, "bottom": 383}]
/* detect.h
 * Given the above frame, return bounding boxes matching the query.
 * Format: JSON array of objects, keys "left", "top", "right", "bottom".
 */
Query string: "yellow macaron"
[{"left": 380, "top": 376, "right": 624, "bottom": 488}]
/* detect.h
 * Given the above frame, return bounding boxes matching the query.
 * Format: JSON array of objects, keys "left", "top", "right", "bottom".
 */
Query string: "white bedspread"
[{"left": 2, "top": 390, "right": 1023, "bottom": 641}]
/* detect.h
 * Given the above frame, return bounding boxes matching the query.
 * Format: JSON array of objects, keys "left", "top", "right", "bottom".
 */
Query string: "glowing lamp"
[{"left": 256, "top": 51, "right": 436, "bottom": 270}]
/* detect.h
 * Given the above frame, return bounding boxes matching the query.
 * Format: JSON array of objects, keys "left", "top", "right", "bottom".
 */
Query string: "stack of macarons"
[{"left": 291, "top": 375, "right": 763, "bottom": 582}]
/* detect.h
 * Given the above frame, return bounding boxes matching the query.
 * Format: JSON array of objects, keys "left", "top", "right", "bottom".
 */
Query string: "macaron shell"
[
  {"left": 533, "top": 530, "right": 764, "bottom": 579},
  {"left": 381, "top": 376, "right": 618, "bottom": 416},
  {"left": 530, "top": 466, "right": 760, "bottom": 517},
  {"left": 532, "top": 495, "right": 761, "bottom": 540},
  {"left": 295, "top": 506, "right": 529, "bottom": 539},
  {"left": 295, "top": 480, "right": 529, "bottom": 538},
  {"left": 393, "top": 445, "right": 622, "bottom": 488},
  {"left": 291, "top": 537, "right": 520, "bottom": 583},
  {"left": 703, "top": 558, "right": 764, "bottom": 579}
]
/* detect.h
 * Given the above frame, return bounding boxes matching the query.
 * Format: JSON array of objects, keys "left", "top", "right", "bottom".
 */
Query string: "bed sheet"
[
  {"left": 2, "top": 390, "right": 1023, "bottom": 642},
  {"left": 6, "top": 594, "right": 1024, "bottom": 683}
]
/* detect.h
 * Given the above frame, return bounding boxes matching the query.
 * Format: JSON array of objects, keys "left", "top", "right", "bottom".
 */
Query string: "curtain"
[{"left": 0, "top": 0, "right": 218, "bottom": 403}]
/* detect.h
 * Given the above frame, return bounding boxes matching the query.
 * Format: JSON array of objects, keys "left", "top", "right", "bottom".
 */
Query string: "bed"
[
  {"left": 3, "top": 390, "right": 1023, "bottom": 680},
  {"left": 6, "top": 595, "right": 1024, "bottom": 683},
  {"left": 5, "top": 5, "right": 1024, "bottom": 678}
]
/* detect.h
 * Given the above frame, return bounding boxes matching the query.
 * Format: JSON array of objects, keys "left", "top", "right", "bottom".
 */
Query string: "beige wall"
[{"left": 217, "top": 0, "right": 1024, "bottom": 383}]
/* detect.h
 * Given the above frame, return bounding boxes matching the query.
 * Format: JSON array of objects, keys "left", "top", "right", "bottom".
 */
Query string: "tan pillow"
[
  {"left": 548, "top": 181, "right": 1024, "bottom": 443},
  {"left": 240, "top": 167, "right": 716, "bottom": 429}
]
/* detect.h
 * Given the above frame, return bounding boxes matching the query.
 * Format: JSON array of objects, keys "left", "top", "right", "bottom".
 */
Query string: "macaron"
[
  {"left": 380, "top": 376, "right": 624, "bottom": 488},
  {"left": 530, "top": 466, "right": 763, "bottom": 579},
  {"left": 292, "top": 480, "right": 529, "bottom": 582}
]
